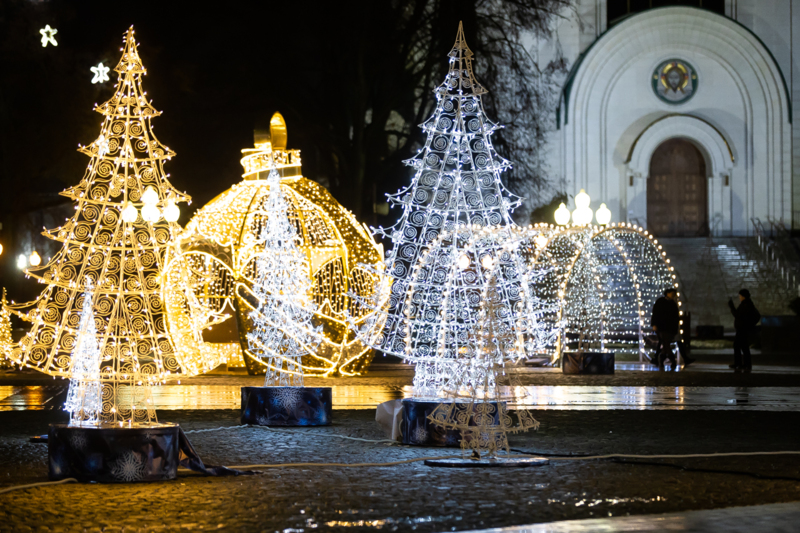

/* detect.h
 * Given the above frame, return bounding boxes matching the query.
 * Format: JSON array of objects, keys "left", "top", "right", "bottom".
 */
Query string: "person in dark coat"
[
  {"left": 728, "top": 289, "right": 760, "bottom": 372},
  {"left": 650, "top": 288, "right": 686, "bottom": 370}
]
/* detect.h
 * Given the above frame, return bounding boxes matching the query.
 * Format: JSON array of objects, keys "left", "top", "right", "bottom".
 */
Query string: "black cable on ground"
[
  {"left": 609, "top": 459, "right": 800, "bottom": 483},
  {"left": 510, "top": 448, "right": 595, "bottom": 457}
]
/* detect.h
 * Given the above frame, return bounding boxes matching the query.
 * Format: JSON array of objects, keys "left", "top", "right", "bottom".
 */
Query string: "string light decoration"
[
  {"left": 354, "top": 22, "right": 524, "bottom": 368},
  {"left": 345, "top": 23, "right": 561, "bottom": 459},
  {"left": 247, "top": 169, "right": 321, "bottom": 386},
  {"left": 527, "top": 223, "right": 681, "bottom": 362},
  {"left": 64, "top": 284, "right": 102, "bottom": 426},
  {"left": 168, "top": 112, "right": 387, "bottom": 376},
  {"left": 90, "top": 62, "right": 110, "bottom": 84},
  {"left": 405, "top": 226, "right": 558, "bottom": 398},
  {"left": 0, "top": 290, "right": 13, "bottom": 370},
  {"left": 408, "top": 226, "right": 555, "bottom": 458},
  {"left": 40, "top": 25, "right": 58, "bottom": 47},
  {"left": 160, "top": 240, "right": 233, "bottom": 377},
  {"left": 4, "top": 27, "right": 190, "bottom": 426}
]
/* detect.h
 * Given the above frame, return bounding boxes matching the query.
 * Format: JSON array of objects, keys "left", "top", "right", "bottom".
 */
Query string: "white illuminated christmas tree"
[
  {"left": 247, "top": 169, "right": 320, "bottom": 386},
  {"left": 407, "top": 226, "right": 553, "bottom": 456},
  {"left": 360, "top": 22, "right": 524, "bottom": 396},
  {"left": 64, "top": 285, "right": 102, "bottom": 426},
  {"left": 427, "top": 263, "right": 541, "bottom": 458}
]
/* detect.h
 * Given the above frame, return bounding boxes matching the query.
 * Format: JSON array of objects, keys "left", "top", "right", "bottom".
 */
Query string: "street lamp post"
[{"left": 554, "top": 190, "right": 612, "bottom": 226}]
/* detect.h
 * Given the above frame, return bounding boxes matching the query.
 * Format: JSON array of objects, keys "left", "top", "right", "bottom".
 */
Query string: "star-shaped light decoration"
[
  {"left": 90, "top": 62, "right": 110, "bottom": 84},
  {"left": 40, "top": 25, "right": 58, "bottom": 48}
]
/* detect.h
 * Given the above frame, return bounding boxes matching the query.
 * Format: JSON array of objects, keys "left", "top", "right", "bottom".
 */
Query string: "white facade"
[{"left": 547, "top": 2, "right": 800, "bottom": 235}]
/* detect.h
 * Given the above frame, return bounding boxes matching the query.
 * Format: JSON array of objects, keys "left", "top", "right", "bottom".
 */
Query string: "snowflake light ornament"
[
  {"left": 271, "top": 387, "right": 304, "bottom": 411},
  {"left": 40, "top": 25, "right": 58, "bottom": 47},
  {"left": 90, "top": 62, "right": 110, "bottom": 84}
]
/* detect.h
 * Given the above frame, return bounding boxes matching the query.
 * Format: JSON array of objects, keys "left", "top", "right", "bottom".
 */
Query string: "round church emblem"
[{"left": 652, "top": 59, "right": 698, "bottom": 104}]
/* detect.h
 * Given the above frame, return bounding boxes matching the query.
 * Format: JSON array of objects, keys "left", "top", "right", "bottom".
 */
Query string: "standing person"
[
  {"left": 650, "top": 288, "right": 685, "bottom": 370},
  {"left": 728, "top": 289, "right": 760, "bottom": 372}
]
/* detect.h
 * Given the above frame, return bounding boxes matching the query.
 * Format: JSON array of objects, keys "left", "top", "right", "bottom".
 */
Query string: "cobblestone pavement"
[{"left": 0, "top": 408, "right": 799, "bottom": 532}]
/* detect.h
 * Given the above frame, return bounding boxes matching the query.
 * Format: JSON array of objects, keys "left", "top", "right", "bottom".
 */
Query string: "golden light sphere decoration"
[{"left": 165, "top": 113, "right": 387, "bottom": 376}]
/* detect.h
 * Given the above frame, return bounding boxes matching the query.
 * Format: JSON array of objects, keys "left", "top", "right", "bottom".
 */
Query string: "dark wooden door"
[{"left": 647, "top": 138, "right": 708, "bottom": 237}]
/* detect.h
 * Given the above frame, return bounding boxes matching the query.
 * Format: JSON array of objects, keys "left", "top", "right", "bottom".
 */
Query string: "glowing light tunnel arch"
[{"left": 532, "top": 223, "right": 681, "bottom": 362}]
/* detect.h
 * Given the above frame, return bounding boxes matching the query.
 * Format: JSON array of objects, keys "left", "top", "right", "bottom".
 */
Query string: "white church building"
[{"left": 547, "top": 1, "right": 799, "bottom": 236}]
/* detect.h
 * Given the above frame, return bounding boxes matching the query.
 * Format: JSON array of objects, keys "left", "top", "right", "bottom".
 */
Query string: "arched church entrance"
[{"left": 647, "top": 138, "right": 708, "bottom": 237}]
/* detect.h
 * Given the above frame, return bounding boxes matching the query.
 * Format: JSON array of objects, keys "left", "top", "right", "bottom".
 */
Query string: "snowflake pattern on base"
[
  {"left": 68, "top": 431, "right": 89, "bottom": 451},
  {"left": 411, "top": 426, "right": 429, "bottom": 443},
  {"left": 271, "top": 387, "right": 304, "bottom": 412},
  {"left": 241, "top": 386, "right": 331, "bottom": 426},
  {"left": 110, "top": 450, "right": 146, "bottom": 482}
]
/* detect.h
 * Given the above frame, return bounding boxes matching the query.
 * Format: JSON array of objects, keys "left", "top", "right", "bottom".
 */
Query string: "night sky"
[{"left": 0, "top": 0, "right": 481, "bottom": 293}]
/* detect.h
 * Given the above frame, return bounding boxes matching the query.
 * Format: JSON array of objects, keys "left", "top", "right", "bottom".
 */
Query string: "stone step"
[{"left": 658, "top": 237, "right": 795, "bottom": 331}]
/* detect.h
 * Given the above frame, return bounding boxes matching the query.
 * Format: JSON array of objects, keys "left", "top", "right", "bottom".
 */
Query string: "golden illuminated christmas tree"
[{"left": 5, "top": 27, "right": 189, "bottom": 426}]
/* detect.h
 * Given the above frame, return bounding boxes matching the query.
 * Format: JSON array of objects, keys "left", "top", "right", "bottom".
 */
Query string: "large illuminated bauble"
[{"left": 164, "top": 113, "right": 386, "bottom": 376}]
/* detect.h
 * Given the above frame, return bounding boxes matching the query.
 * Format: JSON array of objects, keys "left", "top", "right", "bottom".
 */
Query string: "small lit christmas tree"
[
  {"left": 64, "top": 284, "right": 102, "bottom": 426},
  {"left": 247, "top": 169, "right": 320, "bottom": 386},
  {"left": 428, "top": 270, "right": 541, "bottom": 458},
  {"left": 0, "top": 290, "right": 13, "bottom": 369},
  {"left": 361, "top": 23, "right": 523, "bottom": 396},
  {"left": 409, "top": 227, "right": 553, "bottom": 457},
  {"left": 5, "top": 27, "right": 189, "bottom": 426},
  {"left": 563, "top": 233, "right": 605, "bottom": 354}
]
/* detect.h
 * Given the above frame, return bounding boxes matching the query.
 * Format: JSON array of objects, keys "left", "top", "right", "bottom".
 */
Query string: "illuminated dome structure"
[
  {"left": 523, "top": 223, "right": 681, "bottom": 362},
  {"left": 164, "top": 113, "right": 386, "bottom": 376}
]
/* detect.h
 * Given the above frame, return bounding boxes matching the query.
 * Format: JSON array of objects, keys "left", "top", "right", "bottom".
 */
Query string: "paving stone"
[{"left": 0, "top": 408, "right": 798, "bottom": 531}]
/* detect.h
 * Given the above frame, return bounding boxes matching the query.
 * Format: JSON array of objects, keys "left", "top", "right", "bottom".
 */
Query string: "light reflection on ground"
[
  {"left": 0, "top": 385, "right": 66, "bottom": 410},
  {"left": 458, "top": 502, "right": 800, "bottom": 533},
  {"left": 1, "top": 384, "right": 798, "bottom": 411}
]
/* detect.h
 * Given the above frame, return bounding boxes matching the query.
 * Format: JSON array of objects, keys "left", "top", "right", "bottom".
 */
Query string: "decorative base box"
[
  {"left": 241, "top": 386, "right": 332, "bottom": 426},
  {"left": 400, "top": 399, "right": 502, "bottom": 447},
  {"left": 48, "top": 423, "right": 180, "bottom": 483},
  {"left": 562, "top": 351, "right": 615, "bottom": 374}
]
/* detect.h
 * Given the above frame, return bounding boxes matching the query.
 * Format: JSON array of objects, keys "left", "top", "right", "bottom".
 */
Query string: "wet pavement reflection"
[
  {"left": 1, "top": 383, "right": 798, "bottom": 411},
  {"left": 458, "top": 502, "right": 800, "bottom": 533}
]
